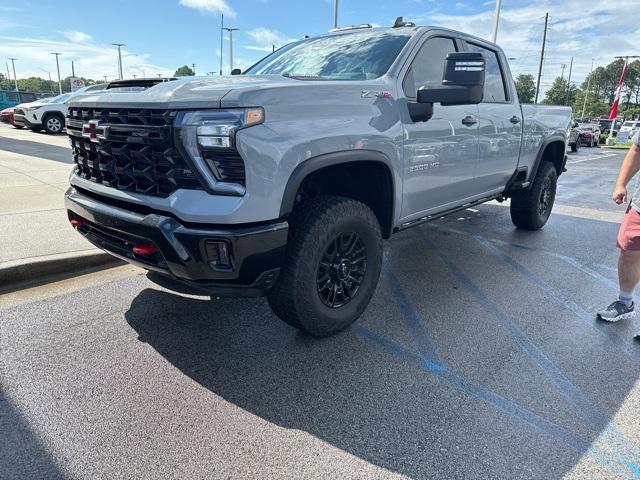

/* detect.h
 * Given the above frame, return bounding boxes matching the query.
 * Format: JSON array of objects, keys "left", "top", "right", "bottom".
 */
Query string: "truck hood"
[{"left": 69, "top": 75, "right": 311, "bottom": 109}]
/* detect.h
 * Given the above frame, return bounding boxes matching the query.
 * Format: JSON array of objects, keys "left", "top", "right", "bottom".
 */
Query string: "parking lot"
[{"left": 1, "top": 129, "right": 639, "bottom": 479}]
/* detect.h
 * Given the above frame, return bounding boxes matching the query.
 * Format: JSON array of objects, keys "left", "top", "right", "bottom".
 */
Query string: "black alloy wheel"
[{"left": 316, "top": 232, "right": 367, "bottom": 308}]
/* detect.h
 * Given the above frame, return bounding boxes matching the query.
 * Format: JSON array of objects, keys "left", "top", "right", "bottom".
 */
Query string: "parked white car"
[
  {"left": 13, "top": 84, "right": 107, "bottom": 134},
  {"left": 619, "top": 120, "right": 640, "bottom": 141}
]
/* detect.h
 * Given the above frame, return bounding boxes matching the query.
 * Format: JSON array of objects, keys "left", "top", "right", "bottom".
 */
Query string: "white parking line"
[{"left": 568, "top": 151, "right": 618, "bottom": 164}]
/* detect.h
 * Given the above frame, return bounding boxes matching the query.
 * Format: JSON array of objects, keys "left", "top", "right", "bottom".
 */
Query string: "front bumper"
[
  {"left": 13, "top": 113, "right": 40, "bottom": 128},
  {"left": 64, "top": 187, "right": 288, "bottom": 296}
]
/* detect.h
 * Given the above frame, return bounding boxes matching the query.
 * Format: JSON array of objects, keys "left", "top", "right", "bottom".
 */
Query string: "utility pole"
[
  {"left": 333, "top": 0, "right": 339, "bottom": 29},
  {"left": 272, "top": 44, "right": 276, "bottom": 53},
  {"left": 491, "top": 0, "right": 502, "bottom": 43},
  {"left": 219, "top": 13, "right": 224, "bottom": 75},
  {"left": 559, "top": 64, "right": 566, "bottom": 81},
  {"left": 50, "top": 53, "right": 62, "bottom": 94},
  {"left": 534, "top": 13, "right": 549, "bottom": 104},
  {"left": 8, "top": 57, "right": 18, "bottom": 91},
  {"left": 112, "top": 43, "right": 125, "bottom": 80},
  {"left": 581, "top": 58, "right": 594, "bottom": 119},
  {"left": 564, "top": 56, "right": 573, "bottom": 106},
  {"left": 71, "top": 60, "right": 75, "bottom": 77},
  {"left": 224, "top": 27, "right": 239, "bottom": 73},
  {"left": 5, "top": 62, "right": 11, "bottom": 90}
]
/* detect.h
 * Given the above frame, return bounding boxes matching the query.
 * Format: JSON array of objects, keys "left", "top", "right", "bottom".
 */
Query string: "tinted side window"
[
  {"left": 466, "top": 43, "right": 507, "bottom": 102},
  {"left": 403, "top": 37, "right": 457, "bottom": 97},
  {"left": 20, "top": 93, "right": 36, "bottom": 102},
  {"left": 7, "top": 92, "right": 19, "bottom": 102}
]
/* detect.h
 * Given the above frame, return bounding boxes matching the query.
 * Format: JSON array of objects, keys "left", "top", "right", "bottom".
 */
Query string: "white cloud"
[
  {"left": 59, "top": 30, "right": 93, "bottom": 43},
  {"left": 0, "top": 35, "right": 173, "bottom": 82},
  {"left": 179, "top": 0, "right": 235, "bottom": 18},
  {"left": 244, "top": 28, "right": 295, "bottom": 52}
]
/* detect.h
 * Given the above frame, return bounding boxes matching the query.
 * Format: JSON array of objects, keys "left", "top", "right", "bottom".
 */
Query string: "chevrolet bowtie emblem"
[{"left": 81, "top": 119, "right": 109, "bottom": 143}]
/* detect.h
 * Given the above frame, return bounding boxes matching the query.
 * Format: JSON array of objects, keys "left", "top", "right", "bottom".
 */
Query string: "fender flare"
[
  {"left": 279, "top": 149, "right": 397, "bottom": 226},
  {"left": 530, "top": 135, "right": 567, "bottom": 180}
]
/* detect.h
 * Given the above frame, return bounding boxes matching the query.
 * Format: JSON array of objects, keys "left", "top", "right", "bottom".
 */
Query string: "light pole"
[
  {"left": 491, "top": 0, "right": 502, "bottom": 43},
  {"left": 8, "top": 57, "right": 18, "bottom": 91},
  {"left": 112, "top": 43, "right": 125, "bottom": 80},
  {"left": 580, "top": 58, "right": 594, "bottom": 120},
  {"left": 219, "top": 13, "right": 224, "bottom": 75},
  {"left": 224, "top": 27, "right": 239, "bottom": 73},
  {"left": 50, "top": 53, "right": 62, "bottom": 94},
  {"left": 333, "top": 0, "right": 339, "bottom": 29}
]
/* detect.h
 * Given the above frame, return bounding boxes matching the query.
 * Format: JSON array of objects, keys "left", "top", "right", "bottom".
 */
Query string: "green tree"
[
  {"left": 174, "top": 65, "right": 195, "bottom": 77},
  {"left": 543, "top": 76, "right": 579, "bottom": 106},
  {"left": 515, "top": 74, "right": 536, "bottom": 103}
]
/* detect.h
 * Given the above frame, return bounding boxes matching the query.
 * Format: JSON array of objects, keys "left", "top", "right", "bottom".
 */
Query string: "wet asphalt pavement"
[{"left": 1, "top": 146, "right": 639, "bottom": 479}]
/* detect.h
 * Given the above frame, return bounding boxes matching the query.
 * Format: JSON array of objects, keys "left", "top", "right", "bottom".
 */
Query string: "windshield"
[
  {"left": 623, "top": 121, "right": 639, "bottom": 128},
  {"left": 47, "top": 93, "right": 72, "bottom": 104},
  {"left": 244, "top": 30, "right": 412, "bottom": 80}
]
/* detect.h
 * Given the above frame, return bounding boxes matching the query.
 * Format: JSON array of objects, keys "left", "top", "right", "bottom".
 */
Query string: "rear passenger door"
[
  {"left": 465, "top": 42, "right": 521, "bottom": 195},
  {"left": 400, "top": 35, "right": 481, "bottom": 220}
]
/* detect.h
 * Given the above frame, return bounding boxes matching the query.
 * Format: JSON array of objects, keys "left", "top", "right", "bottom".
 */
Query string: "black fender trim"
[
  {"left": 279, "top": 149, "right": 397, "bottom": 232},
  {"left": 529, "top": 136, "right": 566, "bottom": 181}
]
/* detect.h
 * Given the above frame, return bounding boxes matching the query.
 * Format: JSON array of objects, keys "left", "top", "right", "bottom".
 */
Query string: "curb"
[{"left": 0, "top": 250, "right": 125, "bottom": 293}]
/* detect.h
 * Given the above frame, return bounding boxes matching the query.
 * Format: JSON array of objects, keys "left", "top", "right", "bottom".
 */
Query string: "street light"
[
  {"left": 50, "top": 53, "right": 62, "bottom": 94},
  {"left": 223, "top": 27, "right": 239, "bottom": 73},
  {"left": 8, "top": 57, "right": 18, "bottom": 91},
  {"left": 491, "top": 0, "right": 502, "bottom": 43},
  {"left": 333, "top": 0, "right": 339, "bottom": 29},
  {"left": 112, "top": 43, "right": 125, "bottom": 80}
]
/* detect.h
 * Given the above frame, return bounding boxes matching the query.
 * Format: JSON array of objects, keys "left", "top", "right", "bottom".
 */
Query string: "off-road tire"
[
  {"left": 267, "top": 195, "right": 383, "bottom": 337},
  {"left": 510, "top": 161, "right": 557, "bottom": 230},
  {"left": 43, "top": 113, "right": 64, "bottom": 134}
]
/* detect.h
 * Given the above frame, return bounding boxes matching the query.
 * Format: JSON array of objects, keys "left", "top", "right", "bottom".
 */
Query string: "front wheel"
[
  {"left": 510, "top": 161, "right": 557, "bottom": 230},
  {"left": 268, "top": 195, "right": 383, "bottom": 337},
  {"left": 43, "top": 114, "right": 64, "bottom": 134}
]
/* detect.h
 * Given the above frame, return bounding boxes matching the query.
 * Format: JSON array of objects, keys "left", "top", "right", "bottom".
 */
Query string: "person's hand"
[{"left": 612, "top": 184, "right": 628, "bottom": 205}]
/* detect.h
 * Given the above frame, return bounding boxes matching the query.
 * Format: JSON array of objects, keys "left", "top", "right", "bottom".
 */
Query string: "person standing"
[{"left": 597, "top": 131, "right": 640, "bottom": 340}]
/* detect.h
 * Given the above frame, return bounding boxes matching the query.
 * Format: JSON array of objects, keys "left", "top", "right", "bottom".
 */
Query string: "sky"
[{"left": 0, "top": 0, "right": 638, "bottom": 94}]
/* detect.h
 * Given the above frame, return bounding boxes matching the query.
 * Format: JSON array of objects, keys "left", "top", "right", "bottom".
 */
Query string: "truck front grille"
[{"left": 67, "top": 107, "right": 202, "bottom": 197}]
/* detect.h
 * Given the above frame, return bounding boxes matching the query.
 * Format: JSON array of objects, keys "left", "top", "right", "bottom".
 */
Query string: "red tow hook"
[
  {"left": 70, "top": 218, "right": 85, "bottom": 229},
  {"left": 132, "top": 244, "right": 157, "bottom": 255}
]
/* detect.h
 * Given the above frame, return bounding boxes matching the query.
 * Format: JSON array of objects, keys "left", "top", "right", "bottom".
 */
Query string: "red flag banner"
[{"left": 609, "top": 61, "right": 629, "bottom": 120}]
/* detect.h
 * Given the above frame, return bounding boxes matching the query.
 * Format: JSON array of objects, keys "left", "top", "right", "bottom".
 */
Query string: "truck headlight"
[{"left": 175, "top": 108, "right": 264, "bottom": 195}]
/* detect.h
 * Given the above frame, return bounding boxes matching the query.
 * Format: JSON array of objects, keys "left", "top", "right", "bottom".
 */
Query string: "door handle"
[
  {"left": 510, "top": 115, "right": 521, "bottom": 124},
  {"left": 461, "top": 116, "right": 477, "bottom": 126}
]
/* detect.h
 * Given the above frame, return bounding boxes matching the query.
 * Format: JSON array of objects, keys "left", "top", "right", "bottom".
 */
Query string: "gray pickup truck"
[{"left": 65, "top": 20, "right": 572, "bottom": 336}]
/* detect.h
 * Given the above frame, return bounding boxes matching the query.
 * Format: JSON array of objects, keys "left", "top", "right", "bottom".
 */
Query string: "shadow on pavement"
[
  {"left": 125, "top": 207, "right": 640, "bottom": 479},
  {"left": 0, "top": 137, "right": 71, "bottom": 165},
  {"left": 0, "top": 388, "right": 65, "bottom": 479}
]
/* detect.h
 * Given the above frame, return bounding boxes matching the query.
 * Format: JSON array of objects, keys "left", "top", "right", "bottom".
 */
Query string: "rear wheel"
[
  {"left": 510, "top": 161, "right": 557, "bottom": 230},
  {"left": 267, "top": 195, "right": 383, "bottom": 337},
  {"left": 43, "top": 114, "right": 64, "bottom": 134}
]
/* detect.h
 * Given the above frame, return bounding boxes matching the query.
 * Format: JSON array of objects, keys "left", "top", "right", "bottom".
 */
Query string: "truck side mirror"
[
  {"left": 231, "top": 68, "right": 242, "bottom": 75},
  {"left": 417, "top": 52, "right": 485, "bottom": 106}
]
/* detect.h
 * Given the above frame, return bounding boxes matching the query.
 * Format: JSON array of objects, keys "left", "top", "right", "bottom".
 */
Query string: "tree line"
[
  {"left": 0, "top": 65, "right": 196, "bottom": 95},
  {"left": 515, "top": 58, "right": 640, "bottom": 119}
]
